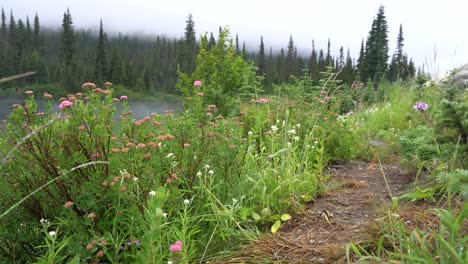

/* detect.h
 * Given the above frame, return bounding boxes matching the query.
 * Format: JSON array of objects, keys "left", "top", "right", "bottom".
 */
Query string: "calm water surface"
[{"left": 0, "top": 96, "right": 182, "bottom": 122}]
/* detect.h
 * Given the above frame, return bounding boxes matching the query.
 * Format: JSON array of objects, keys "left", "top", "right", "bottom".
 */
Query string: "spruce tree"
[
  {"left": 235, "top": 34, "right": 240, "bottom": 55},
  {"left": 182, "top": 13, "right": 196, "bottom": 74},
  {"left": 357, "top": 39, "right": 365, "bottom": 80},
  {"left": 278, "top": 48, "right": 286, "bottom": 82},
  {"left": 60, "top": 9, "right": 76, "bottom": 90},
  {"left": 208, "top": 32, "right": 216, "bottom": 50},
  {"left": 309, "top": 40, "right": 319, "bottom": 81},
  {"left": 285, "top": 35, "right": 296, "bottom": 79},
  {"left": 95, "top": 19, "right": 107, "bottom": 84},
  {"left": 266, "top": 46, "right": 273, "bottom": 89},
  {"left": 363, "top": 5, "right": 389, "bottom": 83},
  {"left": 0, "top": 8, "right": 6, "bottom": 37},
  {"left": 342, "top": 49, "right": 354, "bottom": 84},
  {"left": 325, "top": 38, "right": 332, "bottom": 66},
  {"left": 408, "top": 59, "right": 416, "bottom": 79},
  {"left": 6, "top": 10, "right": 18, "bottom": 75},
  {"left": 108, "top": 48, "right": 122, "bottom": 84},
  {"left": 318, "top": 49, "right": 325, "bottom": 73},
  {"left": 0, "top": 8, "right": 6, "bottom": 77},
  {"left": 33, "top": 13, "right": 41, "bottom": 52},
  {"left": 257, "top": 36, "right": 265, "bottom": 76},
  {"left": 338, "top": 46, "right": 345, "bottom": 70}
]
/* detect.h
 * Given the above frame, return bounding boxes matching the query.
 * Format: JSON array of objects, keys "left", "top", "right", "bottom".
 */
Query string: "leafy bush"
[{"left": 1, "top": 78, "right": 349, "bottom": 262}]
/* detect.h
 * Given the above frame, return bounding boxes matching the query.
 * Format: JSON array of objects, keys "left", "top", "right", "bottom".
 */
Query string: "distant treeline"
[{"left": 0, "top": 5, "right": 416, "bottom": 94}]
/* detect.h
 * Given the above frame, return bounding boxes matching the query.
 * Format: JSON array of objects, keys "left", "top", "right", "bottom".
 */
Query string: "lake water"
[{"left": 0, "top": 96, "right": 182, "bottom": 122}]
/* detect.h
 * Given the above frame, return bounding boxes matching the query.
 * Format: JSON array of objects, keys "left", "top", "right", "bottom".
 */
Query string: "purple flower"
[
  {"left": 127, "top": 241, "right": 132, "bottom": 246},
  {"left": 135, "top": 240, "right": 140, "bottom": 246},
  {"left": 413, "top": 101, "right": 429, "bottom": 112},
  {"left": 351, "top": 82, "right": 357, "bottom": 89}
]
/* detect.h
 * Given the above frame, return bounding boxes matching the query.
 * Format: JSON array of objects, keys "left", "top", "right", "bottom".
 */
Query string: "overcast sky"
[{"left": 2, "top": 0, "right": 467, "bottom": 76}]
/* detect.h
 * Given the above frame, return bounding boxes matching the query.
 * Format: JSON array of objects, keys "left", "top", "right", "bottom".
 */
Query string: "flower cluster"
[
  {"left": 194, "top": 80, "right": 202, "bottom": 87},
  {"left": 413, "top": 101, "right": 428, "bottom": 112},
  {"left": 169, "top": 240, "right": 182, "bottom": 252},
  {"left": 58, "top": 100, "right": 73, "bottom": 110}
]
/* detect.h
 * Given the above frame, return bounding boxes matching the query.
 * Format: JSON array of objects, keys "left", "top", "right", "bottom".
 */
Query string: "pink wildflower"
[
  {"left": 63, "top": 201, "right": 74, "bottom": 208},
  {"left": 43, "top": 92, "right": 53, "bottom": 99},
  {"left": 104, "top": 82, "right": 113, "bottom": 87},
  {"left": 194, "top": 80, "right": 202, "bottom": 87},
  {"left": 25, "top": 90, "right": 34, "bottom": 95},
  {"left": 258, "top": 98, "right": 269, "bottom": 103},
  {"left": 120, "top": 95, "right": 128, "bottom": 101},
  {"left": 169, "top": 240, "right": 182, "bottom": 252},
  {"left": 58, "top": 100, "right": 73, "bottom": 110},
  {"left": 82, "top": 82, "right": 96, "bottom": 89}
]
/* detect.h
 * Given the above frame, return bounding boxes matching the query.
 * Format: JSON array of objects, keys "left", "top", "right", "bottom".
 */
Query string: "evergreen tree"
[
  {"left": 25, "top": 17, "right": 32, "bottom": 51},
  {"left": 257, "top": 36, "right": 265, "bottom": 76},
  {"left": 242, "top": 41, "right": 246, "bottom": 57},
  {"left": 0, "top": 8, "right": 6, "bottom": 37},
  {"left": 182, "top": 13, "right": 196, "bottom": 74},
  {"left": 325, "top": 38, "right": 332, "bottom": 66},
  {"left": 108, "top": 48, "right": 122, "bottom": 84},
  {"left": 357, "top": 39, "right": 365, "bottom": 80},
  {"left": 266, "top": 46, "right": 273, "bottom": 89},
  {"left": 0, "top": 8, "right": 6, "bottom": 77},
  {"left": 32, "top": 13, "right": 41, "bottom": 52},
  {"left": 363, "top": 5, "right": 389, "bottom": 83},
  {"left": 341, "top": 49, "right": 354, "bottom": 84},
  {"left": 235, "top": 34, "right": 240, "bottom": 55},
  {"left": 318, "top": 49, "right": 325, "bottom": 73},
  {"left": 208, "top": 32, "right": 216, "bottom": 50},
  {"left": 309, "top": 40, "right": 319, "bottom": 81},
  {"left": 60, "top": 9, "right": 76, "bottom": 90},
  {"left": 278, "top": 48, "right": 286, "bottom": 82},
  {"left": 6, "top": 10, "right": 19, "bottom": 75},
  {"left": 408, "top": 59, "right": 416, "bottom": 79},
  {"left": 285, "top": 35, "right": 296, "bottom": 79},
  {"left": 338, "top": 46, "right": 345, "bottom": 70},
  {"left": 388, "top": 24, "right": 406, "bottom": 81},
  {"left": 95, "top": 19, "right": 107, "bottom": 84}
]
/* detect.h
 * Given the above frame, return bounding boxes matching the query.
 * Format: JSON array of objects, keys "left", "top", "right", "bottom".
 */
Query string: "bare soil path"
[{"left": 215, "top": 161, "right": 412, "bottom": 263}]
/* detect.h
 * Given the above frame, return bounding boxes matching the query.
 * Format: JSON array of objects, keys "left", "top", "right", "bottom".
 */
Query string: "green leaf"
[
  {"left": 301, "top": 195, "right": 313, "bottom": 202},
  {"left": 271, "top": 220, "right": 281, "bottom": 234},
  {"left": 251, "top": 212, "right": 261, "bottom": 222},
  {"left": 281, "top": 214, "right": 291, "bottom": 221}
]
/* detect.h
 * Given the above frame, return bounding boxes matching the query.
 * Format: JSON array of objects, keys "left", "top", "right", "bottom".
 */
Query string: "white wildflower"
[
  {"left": 196, "top": 171, "right": 202, "bottom": 177},
  {"left": 184, "top": 199, "right": 190, "bottom": 205},
  {"left": 148, "top": 191, "right": 156, "bottom": 197},
  {"left": 166, "top": 153, "right": 174, "bottom": 158},
  {"left": 271, "top": 125, "right": 278, "bottom": 132},
  {"left": 247, "top": 131, "right": 253, "bottom": 136},
  {"left": 208, "top": 170, "right": 214, "bottom": 175},
  {"left": 204, "top": 164, "right": 210, "bottom": 169},
  {"left": 48, "top": 231, "right": 56, "bottom": 237},
  {"left": 163, "top": 212, "right": 168, "bottom": 218}
]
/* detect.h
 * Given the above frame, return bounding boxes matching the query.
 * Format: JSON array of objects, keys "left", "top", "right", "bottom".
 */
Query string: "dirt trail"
[{"left": 217, "top": 161, "right": 411, "bottom": 263}]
